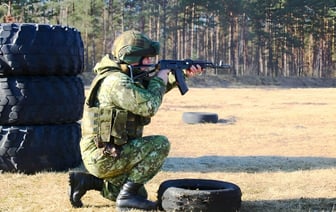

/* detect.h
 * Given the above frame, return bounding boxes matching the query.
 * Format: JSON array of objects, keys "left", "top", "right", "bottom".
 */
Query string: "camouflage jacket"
[{"left": 82, "top": 55, "right": 176, "bottom": 145}]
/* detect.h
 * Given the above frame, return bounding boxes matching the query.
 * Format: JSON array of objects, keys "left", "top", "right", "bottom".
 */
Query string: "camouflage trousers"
[{"left": 80, "top": 135, "right": 170, "bottom": 201}]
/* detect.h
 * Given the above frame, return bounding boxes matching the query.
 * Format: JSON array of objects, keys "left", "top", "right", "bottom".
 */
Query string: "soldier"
[{"left": 69, "top": 30, "right": 202, "bottom": 211}]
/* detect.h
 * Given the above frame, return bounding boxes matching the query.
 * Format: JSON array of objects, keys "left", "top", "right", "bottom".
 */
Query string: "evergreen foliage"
[{"left": 1, "top": 0, "right": 335, "bottom": 77}]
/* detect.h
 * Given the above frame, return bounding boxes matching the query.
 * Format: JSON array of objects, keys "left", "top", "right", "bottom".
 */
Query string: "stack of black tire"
[{"left": 0, "top": 23, "right": 85, "bottom": 174}]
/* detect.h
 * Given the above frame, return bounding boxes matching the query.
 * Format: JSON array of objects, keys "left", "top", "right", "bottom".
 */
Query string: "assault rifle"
[{"left": 132, "top": 59, "right": 230, "bottom": 95}]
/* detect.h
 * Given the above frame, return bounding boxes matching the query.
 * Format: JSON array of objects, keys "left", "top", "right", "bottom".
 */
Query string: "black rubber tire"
[
  {"left": 0, "top": 23, "right": 84, "bottom": 76},
  {"left": 158, "top": 179, "right": 242, "bottom": 212},
  {"left": 182, "top": 112, "right": 219, "bottom": 124},
  {"left": 0, "top": 123, "right": 82, "bottom": 174},
  {"left": 0, "top": 75, "right": 84, "bottom": 125}
]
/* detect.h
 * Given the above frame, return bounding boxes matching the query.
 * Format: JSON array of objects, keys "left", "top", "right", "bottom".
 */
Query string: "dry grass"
[{"left": 0, "top": 87, "right": 335, "bottom": 212}]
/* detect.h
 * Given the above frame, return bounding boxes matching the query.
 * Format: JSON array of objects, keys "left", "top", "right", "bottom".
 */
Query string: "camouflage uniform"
[{"left": 80, "top": 31, "right": 176, "bottom": 201}]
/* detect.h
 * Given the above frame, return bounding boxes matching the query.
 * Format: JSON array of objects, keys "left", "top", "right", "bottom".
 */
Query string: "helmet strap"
[{"left": 127, "top": 65, "right": 134, "bottom": 82}]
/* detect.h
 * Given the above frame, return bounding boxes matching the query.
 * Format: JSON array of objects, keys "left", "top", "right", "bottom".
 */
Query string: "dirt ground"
[{"left": 0, "top": 76, "right": 335, "bottom": 211}]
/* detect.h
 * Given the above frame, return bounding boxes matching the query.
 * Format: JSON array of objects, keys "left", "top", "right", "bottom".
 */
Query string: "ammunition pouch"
[
  {"left": 111, "top": 109, "right": 128, "bottom": 145},
  {"left": 82, "top": 105, "right": 151, "bottom": 147}
]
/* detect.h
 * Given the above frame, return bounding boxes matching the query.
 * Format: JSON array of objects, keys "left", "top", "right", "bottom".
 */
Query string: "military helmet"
[{"left": 111, "top": 30, "right": 160, "bottom": 64}]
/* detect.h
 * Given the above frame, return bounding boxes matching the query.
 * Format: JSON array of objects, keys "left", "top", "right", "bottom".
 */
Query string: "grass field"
[{"left": 0, "top": 87, "right": 335, "bottom": 212}]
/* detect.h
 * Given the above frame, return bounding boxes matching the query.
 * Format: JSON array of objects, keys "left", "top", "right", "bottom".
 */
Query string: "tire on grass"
[
  {"left": 0, "top": 75, "right": 84, "bottom": 125},
  {"left": 158, "top": 178, "right": 242, "bottom": 212},
  {"left": 0, "top": 123, "right": 82, "bottom": 174},
  {"left": 182, "top": 112, "right": 219, "bottom": 124},
  {"left": 0, "top": 23, "right": 84, "bottom": 76}
]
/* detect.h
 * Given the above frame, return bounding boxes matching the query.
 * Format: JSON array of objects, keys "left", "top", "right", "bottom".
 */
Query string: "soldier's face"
[{"left": 141, "top": 57, "right": 153, "bottom": 65}]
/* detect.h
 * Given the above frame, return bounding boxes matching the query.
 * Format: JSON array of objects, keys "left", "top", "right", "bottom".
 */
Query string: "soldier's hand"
[
  {"left": 156, "top": 69, "right": 170, "bottom": 84},
  {"left": 186, "top": 64, "right": 203, "bottom": 77},
  {"left": 103, "top": 143, "right": 122, "bottom": 158}
]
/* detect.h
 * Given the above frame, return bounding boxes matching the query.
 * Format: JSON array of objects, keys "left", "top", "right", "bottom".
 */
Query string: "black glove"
[{"left": 103, "top": 143, "right": 122, "bottom": 158}]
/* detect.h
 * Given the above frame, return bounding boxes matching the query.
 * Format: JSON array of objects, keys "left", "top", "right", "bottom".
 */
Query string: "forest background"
[{"left": 1, "top": 0, "right": 336, "bottom": 80}]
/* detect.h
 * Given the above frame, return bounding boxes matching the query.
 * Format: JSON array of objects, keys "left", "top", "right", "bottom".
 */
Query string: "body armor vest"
[{"left": 82, "top": 70, "right": 151, "bottom": 146}]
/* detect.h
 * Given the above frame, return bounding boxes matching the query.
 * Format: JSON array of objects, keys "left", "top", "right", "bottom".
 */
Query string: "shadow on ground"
[
  {"left": 240, "top": 198, "right": 336, "bottom": 212},
  {"left": 163, "top": 156, "right": 336, "bottom": 172}
]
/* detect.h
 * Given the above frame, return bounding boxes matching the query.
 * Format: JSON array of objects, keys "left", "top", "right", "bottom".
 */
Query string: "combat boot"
[
  {"left": 116, "top": 181, "right": 157, "bottom": 211},
  {"left": 69, "top": 172, "right": 103, "bottom": 208}
]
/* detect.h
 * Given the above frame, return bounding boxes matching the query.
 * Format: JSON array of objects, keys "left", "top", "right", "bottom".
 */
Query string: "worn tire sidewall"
[{"left": 158, "top": 179, "right": 242, "bottom": 212}]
